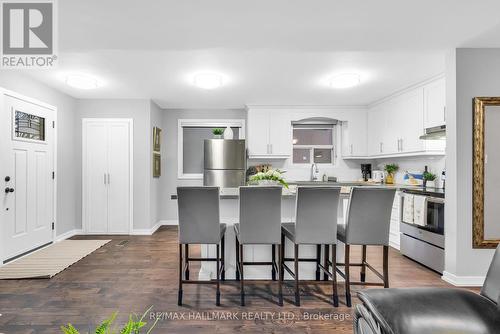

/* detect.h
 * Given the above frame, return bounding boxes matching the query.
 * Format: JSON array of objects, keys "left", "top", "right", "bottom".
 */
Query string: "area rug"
[{"left": 0, "top": 239, "right": 110, "bottom": 279}]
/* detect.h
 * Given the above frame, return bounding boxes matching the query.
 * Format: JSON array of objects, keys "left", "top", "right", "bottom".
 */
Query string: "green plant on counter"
[
  {"left": 212, "top": 128, "right": 224, "bottom": 135},
  {"left": 423, "top": 171, "right": 437, "bottom": 181},
  {"left": 249, "top": 169, "right": 289, "bottom": 188},
  {"left": 384, "top": 164, "right": 399, "bottom": 174},
  {"left": 61, "top": 307, "right": 158, "bottom": 334}
]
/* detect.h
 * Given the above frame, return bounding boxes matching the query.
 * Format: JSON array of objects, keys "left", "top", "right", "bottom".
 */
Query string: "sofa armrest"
[{"left": 354, "top": 304, "right": 384, "bottom": 334}]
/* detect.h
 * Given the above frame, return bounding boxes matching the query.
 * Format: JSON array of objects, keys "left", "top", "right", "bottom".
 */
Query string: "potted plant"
[
  {"left": 423, "top": 171, "right": 437, "bottom": 188},
  {"left": 249, "top": 169, "right": 289, "bottom": 188},
  {"left": 212, "top": 128, "right": 224, "bottom": 139},
  {"left": 384, "top": 164, "right": 399, "bottom": 184},
  {"left": 61, "top": 307, "right": 158, "bottom": 334}
]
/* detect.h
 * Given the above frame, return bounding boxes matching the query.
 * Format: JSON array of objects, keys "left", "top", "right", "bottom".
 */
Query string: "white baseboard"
[
  {"left": 441, "top": 271, "right": 485, "bottom": 287},
  {"left": 55, "top": 229, "right": 83, "bottom": 242},
  {"left": 131, "top": 220, "right": 178, "bottom": 235},
  {"left": 158, "top": 220, "right": 178, "bottom": 226}
]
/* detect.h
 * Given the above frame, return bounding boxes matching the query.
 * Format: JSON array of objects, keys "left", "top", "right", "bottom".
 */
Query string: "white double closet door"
[{"left": 83, "top": 119, "right": 132, "bottom": 234}]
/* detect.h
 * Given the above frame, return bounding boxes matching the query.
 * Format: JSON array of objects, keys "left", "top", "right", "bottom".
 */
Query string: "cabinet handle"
[
  {"left": 380, "top": 142, "right": 383, "bottom": 153},
  {"left": 104, "top": 173, "right": 106, "bottom": 185},
  {"left": 443, "top": 106, "right": 446, "bottom": 122},
  {"left": 400, "top": 139, "right": 403, "bottom": 152},
  {"left": 270, "top": 144, "right": 272, "bottom": 154},
  {"left": 108, "top": 173, "right": 110, "bottom": 184}
]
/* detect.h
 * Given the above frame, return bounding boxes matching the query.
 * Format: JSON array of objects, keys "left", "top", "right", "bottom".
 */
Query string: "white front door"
[{"left": 1, "top": 94, "right": 55, "bottom": 261}]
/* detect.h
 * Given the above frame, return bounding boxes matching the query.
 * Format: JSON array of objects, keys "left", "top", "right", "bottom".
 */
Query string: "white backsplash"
[
  {"left": 249, "top": 155, "right": 445, "bottom": 185},
  {"left": 373, "top": 156, "right": 446, "bottom": 187}
]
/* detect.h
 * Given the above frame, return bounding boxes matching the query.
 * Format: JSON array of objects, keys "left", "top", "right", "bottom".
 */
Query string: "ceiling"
[{"left": 19, "top": 0, "right": 500, "bottom": 108}]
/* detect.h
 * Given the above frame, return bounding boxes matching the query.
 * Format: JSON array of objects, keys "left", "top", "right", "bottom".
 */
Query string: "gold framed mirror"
[{"left": 473, "top": 97, "right": 500, "bottom": 248}]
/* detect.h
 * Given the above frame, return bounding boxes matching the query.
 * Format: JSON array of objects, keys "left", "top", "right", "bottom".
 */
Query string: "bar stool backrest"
[
  {"left": 177, "top": 187, "right": 221, "bottom": 244},
  {"left": 295, "top": 187, "right": 341, "bottom": 244},
  {"left": 239, "top": 186, "right": 282, "bottom": 244},
  {"left": 345, "top": 187, "right": 396, "bottom": 245}
]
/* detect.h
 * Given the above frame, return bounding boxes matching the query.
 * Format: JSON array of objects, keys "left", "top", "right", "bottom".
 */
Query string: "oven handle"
[{"left": 428, "top": 197, "right": 445, "bottom": 204}]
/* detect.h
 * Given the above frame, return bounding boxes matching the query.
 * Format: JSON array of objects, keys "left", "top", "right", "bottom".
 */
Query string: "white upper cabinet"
[
  {"left": 367, "top": 103, "right": 387, "bottom": 155},
  {"left": 247, "top": 109, "right": 291, "bottom": 158},
  {"left": 423, "top": 77, "right": 446, "bottom": 128},
  {"left": 341, "top": 111, "right": 367, "bottom": 157},
  {"left": 366, "top": 77, "right": 444, "bottom": 158}
]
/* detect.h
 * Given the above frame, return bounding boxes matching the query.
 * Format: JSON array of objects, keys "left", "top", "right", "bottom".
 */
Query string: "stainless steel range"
[{"left": 400, "top": 188, "right": 445, "bottom": 273}]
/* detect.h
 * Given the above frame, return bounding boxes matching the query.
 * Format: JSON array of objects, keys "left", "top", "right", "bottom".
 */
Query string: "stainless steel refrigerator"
[{"left": 203, "top": 139, "right": 246, "bottom": 187}]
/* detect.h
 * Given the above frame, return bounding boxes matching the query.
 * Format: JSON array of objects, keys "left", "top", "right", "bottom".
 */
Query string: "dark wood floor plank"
[{"left": 0, "top": 226, "right": 475, "bottom": 333}]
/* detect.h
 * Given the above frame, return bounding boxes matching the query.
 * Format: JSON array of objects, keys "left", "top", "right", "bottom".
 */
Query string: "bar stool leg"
[
  {"left": 235, "top": 237, "right": 240, "bottom": 281},
  {"left": 323, "top": 245, "right": 330, "bottom": 281},
  {"left": 315, "top": 245, "right": 321, "bottom": 281},
  {"left": 345, "top": 244, "right": 352, "bottom": 307},
  {"left": 184, "top": 244, "right": 189, "bottom": 281},
  {"left": 383, "top": 245, "right": 389, "bottom": 288},
  {"left": 360, "top": 245, "right": 367, "bottom": 283},
  {"left": 294, "top": 244, "right": 300, "bottom": 306},
  {"left": 332, "top": 244, "right": 339, "bottom": 307},
  {"left": 240, "top": 244, "right": 245, "bottom": 306},
  {"left": 272, "top": 244, "right": 276, "bottom": 281},
  {"left": 278, "top": 243, "right": 283, "bottom": 306},
  {"left": 221, "top": 235, "right": 225, "bottom": 281},
  {"left": 216, "top": 244, "right": 221, "bottom": 306},
  {"left": 178, "top": 244, "right": 183, "bottom": 306}
]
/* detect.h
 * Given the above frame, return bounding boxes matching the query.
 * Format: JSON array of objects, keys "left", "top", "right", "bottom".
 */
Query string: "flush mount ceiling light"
[
  {"left": 193, "top": 72, "right": 224, "bottom": 90},
  {"left": 65, "top": 74, "right": 102, "bottom": 90},
  {"left": 327, "top": 73, "right": 361, "bottom": 89}
]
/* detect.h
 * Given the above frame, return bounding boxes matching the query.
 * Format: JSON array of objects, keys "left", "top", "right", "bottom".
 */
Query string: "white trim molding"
[
  {"left": 55, "top": 229, "right": 83, "bottom": 242},
  {"left": 131, "top": 220, "right": 178, "bottom": 235},
  {"left": 177, "top": 119, "right": 246, "bottom": 180},
  {"left": 441, "top": 271, "right": 485, "bottom": 287}
]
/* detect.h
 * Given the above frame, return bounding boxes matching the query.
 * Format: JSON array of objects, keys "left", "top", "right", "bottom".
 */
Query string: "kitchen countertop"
[{"left": 170, "top": 182, "right": 444, "bottom": 199}]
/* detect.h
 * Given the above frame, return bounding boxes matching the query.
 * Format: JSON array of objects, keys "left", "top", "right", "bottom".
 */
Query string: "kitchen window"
[
  {"left": 178, "top": 119, "right": 245, "bottom": 179},
  {"left": 292, "top": 124, "right": 336, "bottom": 164}
]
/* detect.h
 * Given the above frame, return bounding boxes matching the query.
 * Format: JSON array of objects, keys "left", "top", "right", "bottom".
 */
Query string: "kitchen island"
[{"left": 172, "top": 182, "right": 425, "bottom": 280}]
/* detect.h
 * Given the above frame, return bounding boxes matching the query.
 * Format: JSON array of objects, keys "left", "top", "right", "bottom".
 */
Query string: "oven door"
[{"left": 427, "top": 197, "right": 445, "bottom": 235}]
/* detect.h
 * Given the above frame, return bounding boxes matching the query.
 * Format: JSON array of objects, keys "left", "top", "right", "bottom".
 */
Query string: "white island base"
[{"left": 199, "top": 194, "right": 348, "bottom": 280}]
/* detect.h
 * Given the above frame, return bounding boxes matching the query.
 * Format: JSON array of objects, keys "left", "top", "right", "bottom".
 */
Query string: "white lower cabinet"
[{"left": 82, "top": 119, "right": 132, "bottom": 234}]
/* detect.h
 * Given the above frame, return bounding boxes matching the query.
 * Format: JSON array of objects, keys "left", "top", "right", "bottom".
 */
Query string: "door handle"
[{"left": 4, "top": 187, "right": 14, "bottom": 194}]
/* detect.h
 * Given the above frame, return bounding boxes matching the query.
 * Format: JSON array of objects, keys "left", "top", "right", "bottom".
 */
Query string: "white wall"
[
  {"left": 76, "top": 99, "right": 152, "bottom": 231},
  {"left": 0, "top": 72, "right": 79, "bottom": 236},
  {"left": 160, "top": 109, "right": 246, "bottom": 222},
  {"left": 150, "top": 101, "right": 163, "bottom": 229},
  {"left": 443, "top": 48, "right": 500, "bottom": 285}
]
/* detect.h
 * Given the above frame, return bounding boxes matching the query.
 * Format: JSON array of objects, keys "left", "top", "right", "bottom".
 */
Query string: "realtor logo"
[{"left": 1, "top": 0, "right": 57, "bottom": 68}]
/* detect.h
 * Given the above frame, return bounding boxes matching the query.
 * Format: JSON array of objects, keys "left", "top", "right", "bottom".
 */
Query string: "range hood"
[{"left": 420, "top": 125, "right": 446, "bottom": 140}]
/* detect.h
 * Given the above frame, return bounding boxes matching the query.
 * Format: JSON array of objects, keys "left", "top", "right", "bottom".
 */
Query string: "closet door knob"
[{"left": 4, "top": 187, "right": 14, "bottom": 194}]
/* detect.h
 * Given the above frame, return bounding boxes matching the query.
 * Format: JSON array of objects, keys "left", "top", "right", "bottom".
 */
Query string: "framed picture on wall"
[
  {"left": 153, "top": 152, "right": 161, "bottom": 177},
  {"left": 153, "top": 126, "right": 162, "bottom": 152}
]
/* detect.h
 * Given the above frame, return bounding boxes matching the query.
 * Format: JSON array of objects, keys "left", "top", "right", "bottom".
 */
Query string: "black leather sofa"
[{"left": 354, "top": 245, "right": 500, "bottom": 334}]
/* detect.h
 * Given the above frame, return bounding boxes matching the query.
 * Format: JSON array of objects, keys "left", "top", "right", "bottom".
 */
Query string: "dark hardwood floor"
[{"left": 0, "top": 226, "right": 467, "bottom": 333}]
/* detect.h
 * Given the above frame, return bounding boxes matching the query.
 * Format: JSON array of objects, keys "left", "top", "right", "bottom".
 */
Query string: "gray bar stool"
[
  {"left": 234, "top": 186, "right": 282, "bottom": 306},
  {"left": 335, "top": 187, "right": 396, "bottom": 307},
  {"left": 281, "top": 187, "right": 341, "bottom": 306},
  {"left": 177, "top": 187, "right": 226, "bottom": 306}
]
